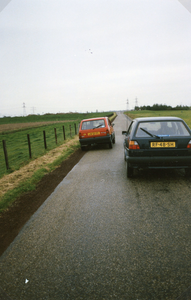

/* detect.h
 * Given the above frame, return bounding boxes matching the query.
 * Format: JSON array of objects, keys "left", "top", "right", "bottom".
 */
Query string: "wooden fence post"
[
  {"left": 74, "top": 123, "right": 77, "bottom": 135},
  {"left": 54, "top": 128, "right": 57, "bottom": 144},
  {"left": 69, "top": 125, "right": 72, "bottom": 137},
  {"left": 63, "top": 126, "right": 66, "bottom": 140},
  {"left": 43, "top": 130, "right": 47, "bottom": 149},
  {"left": 2, "top": 140, "right": 10, "bottom": 170},
  {"left": 27, "top": 134, "right": 32, "bottom": 159}
]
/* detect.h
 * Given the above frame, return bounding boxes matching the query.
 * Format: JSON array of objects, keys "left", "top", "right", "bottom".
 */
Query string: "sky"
[{"left": 0, "top": 0, "right": 191, "bottom": 116}]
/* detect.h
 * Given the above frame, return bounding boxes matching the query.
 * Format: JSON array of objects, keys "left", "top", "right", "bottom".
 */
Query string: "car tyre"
[
  {"left": 124, "top": 151, "right": 126, "bottom": 162},
  {"left": 113, "top": 136, "right": 115, "bottom": 144},
  {"left": 81, "top": 145, "right": 86, "bottom": 151},
  {"left": 109, "top": 138, "right": 113, "bottom": 149},
  {"left": 126, "top": 161, "right": 133, "bottom": 178}
]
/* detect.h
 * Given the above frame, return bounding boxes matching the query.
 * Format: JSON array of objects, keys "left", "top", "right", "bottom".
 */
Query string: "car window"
[
  {"left": 81, "top": 119, "right": 106, "bottom": 130},
  {"left": 127, "top": 121, "right": 134, "bottom": 135},
  {"left": 135, "top": 121, "right": 190, "bottom": 137}
]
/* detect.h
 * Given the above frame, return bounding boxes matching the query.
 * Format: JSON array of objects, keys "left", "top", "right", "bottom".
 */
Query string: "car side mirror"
[{"left": 122, "top": 131, "right": 127, "bottom": 135}]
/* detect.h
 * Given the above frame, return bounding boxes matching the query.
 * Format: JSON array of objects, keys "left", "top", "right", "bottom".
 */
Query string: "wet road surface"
[{"left": 0, "top": 113, "right": 191, "bottom": 299}]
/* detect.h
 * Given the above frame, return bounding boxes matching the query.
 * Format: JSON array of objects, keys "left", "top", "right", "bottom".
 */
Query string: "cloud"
[{"left": 1, "top": 0, "right": 191, "bottom": 115}]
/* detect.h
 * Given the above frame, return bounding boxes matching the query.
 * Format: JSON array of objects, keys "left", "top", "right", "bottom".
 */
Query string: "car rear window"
[
  {"left": 81, "top": 119, "right": 106, "bottom": 130},
  {"left": 135, "top": 121, "right": 190, "bottom": 137}
]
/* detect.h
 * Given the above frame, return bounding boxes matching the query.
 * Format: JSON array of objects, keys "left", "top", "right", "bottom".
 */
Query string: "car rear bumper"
[
  {"left": 79, "top": 135, "right": 111, "bottom": 146},
  {"left": 126, "top": 156, "right": 191, "bottom": 169}
]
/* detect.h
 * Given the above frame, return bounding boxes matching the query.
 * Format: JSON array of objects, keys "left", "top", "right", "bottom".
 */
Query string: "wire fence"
[{"left": 0, "top": 122, "right": 78, "bottom": 178}]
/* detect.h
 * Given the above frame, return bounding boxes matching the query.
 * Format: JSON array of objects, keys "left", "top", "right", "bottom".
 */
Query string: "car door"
[{"left": 124, "top": 121, "right": 134, "bottom": 149}]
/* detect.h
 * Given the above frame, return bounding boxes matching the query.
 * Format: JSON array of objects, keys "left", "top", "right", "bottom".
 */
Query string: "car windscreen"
[
  {"left": 81, "top": 119, "right": 106, "bottom": 130},
  {"left": 135, "top": 121, "right": 190, "bottom": 137}
]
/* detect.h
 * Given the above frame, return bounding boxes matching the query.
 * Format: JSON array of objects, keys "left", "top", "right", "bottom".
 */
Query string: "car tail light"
[
  {"left": 187, "top": 140, "right": 191, "bottom": 148},
  {"left": 129, "top": 140, "right": 140, "bottom": 150}
]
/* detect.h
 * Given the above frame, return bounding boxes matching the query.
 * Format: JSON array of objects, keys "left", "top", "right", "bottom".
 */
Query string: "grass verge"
[{"left": 0, "top": 138, "right": 80, "bottom": 213}]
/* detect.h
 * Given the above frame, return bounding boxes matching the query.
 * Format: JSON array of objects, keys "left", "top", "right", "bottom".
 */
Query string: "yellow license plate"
[
  {"left": 150, "top": 141, "right": 176, "bottom": 148},
  {"left": 88, "top": 132, "right": 100, "bottom": 136}
]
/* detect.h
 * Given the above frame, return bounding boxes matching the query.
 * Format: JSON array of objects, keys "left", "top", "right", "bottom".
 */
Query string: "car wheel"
[
  {"left": 113, "top": 136, "right": 115, "bottom": 144},
  {"left": 126, "top": 161, "right": 133, "bottom": 178},
  {"left": 124, "top": 151, "right": 126, "bottom": 161},
  {"left": 109, "top": 138, "right": 113, "bottom": 149},
  {"left": 81, "top": 145, "right": 86, "bottom": 151}
]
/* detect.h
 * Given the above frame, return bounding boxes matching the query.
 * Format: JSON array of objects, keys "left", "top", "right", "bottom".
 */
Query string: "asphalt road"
[{"left": 0, "top": 113, "right": 191, "bottom": 300}]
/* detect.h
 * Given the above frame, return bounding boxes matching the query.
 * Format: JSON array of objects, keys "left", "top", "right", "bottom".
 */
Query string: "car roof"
[
  {"left": 134, "top": 116, "right": 183, "bottom": 122},
  {"left": 81, "top": 117, "right": 107, "bottom": 122}
]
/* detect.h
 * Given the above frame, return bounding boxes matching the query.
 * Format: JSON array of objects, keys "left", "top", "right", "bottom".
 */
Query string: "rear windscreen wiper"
[
  {"left": 140, "top": 127, "right": 160, "bottom": 139},
  {"left": 93, "top": 124, "right": 103, "bottom": 129}
]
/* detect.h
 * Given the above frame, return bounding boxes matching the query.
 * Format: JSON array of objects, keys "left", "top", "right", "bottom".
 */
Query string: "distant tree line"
[{"left": 134, "top": 104, "right": 190, "bottom": 111}]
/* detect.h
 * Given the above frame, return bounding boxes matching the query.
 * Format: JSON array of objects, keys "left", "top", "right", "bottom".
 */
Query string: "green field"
[
  {"left": 125, "top": 110, "right": 191, "bottom": 128},
  {"left": 0, "top": 112, "right": 114, "bottom": 126},
  {"left": 0, "top": 112, "right": 115, "bottom": 178},
  {"left": 0, "top": 122, "right": 77, "bottom": 177}
]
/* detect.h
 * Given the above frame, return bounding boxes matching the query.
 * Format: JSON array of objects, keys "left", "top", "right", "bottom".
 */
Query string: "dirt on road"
[{"left": 0, "top": 148, "right": 85, "bottom": 256}]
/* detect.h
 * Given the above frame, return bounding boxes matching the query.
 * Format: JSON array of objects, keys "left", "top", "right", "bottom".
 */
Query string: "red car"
[{"left": 79, "top": 117, "right": 115, "bottom": 150}]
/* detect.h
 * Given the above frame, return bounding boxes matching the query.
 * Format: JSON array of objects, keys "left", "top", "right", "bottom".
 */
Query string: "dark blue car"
[{"left": 122, "top": 116, "right": 191, "bottom": 178}]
